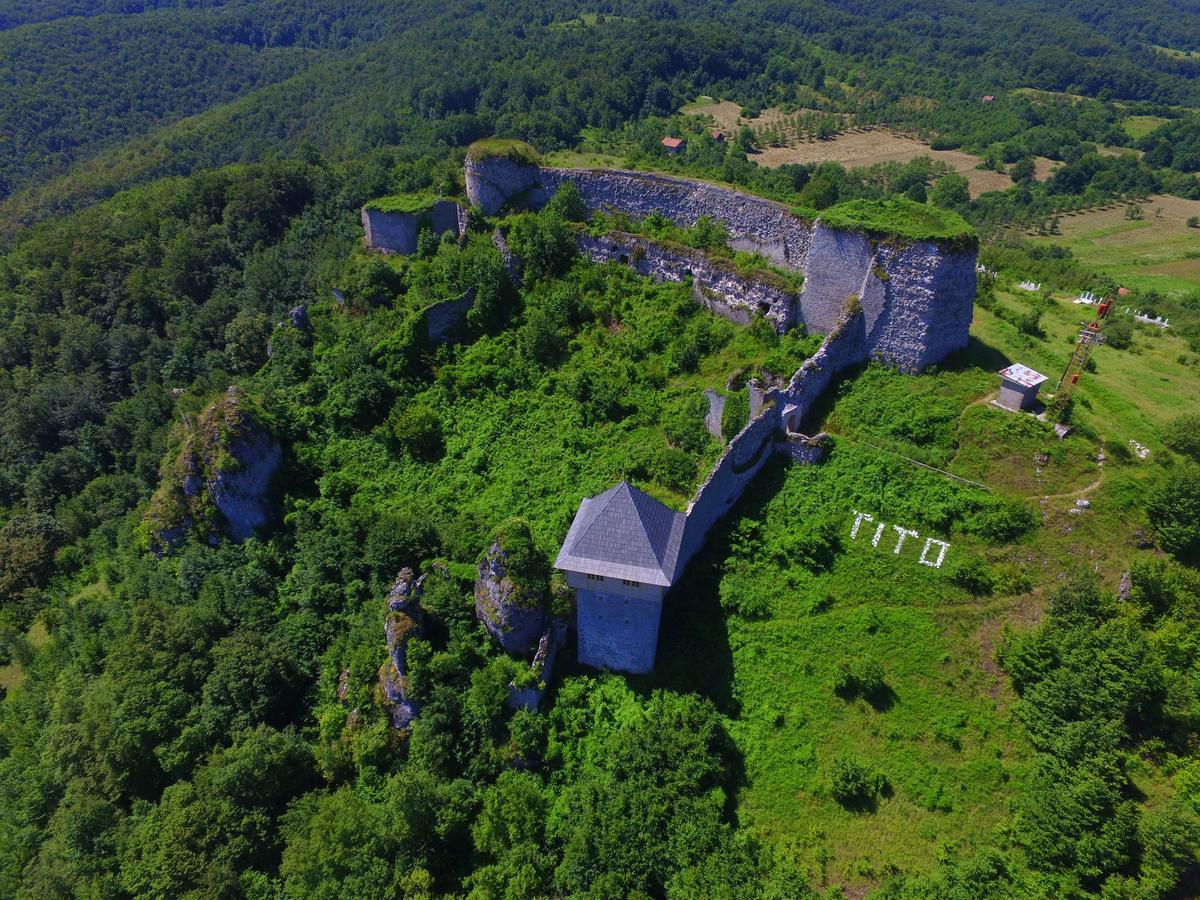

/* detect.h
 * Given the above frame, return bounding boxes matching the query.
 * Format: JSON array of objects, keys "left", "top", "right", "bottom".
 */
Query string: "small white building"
[{"left": 997, "top": 363, "right": 1048, "bottom": 411}]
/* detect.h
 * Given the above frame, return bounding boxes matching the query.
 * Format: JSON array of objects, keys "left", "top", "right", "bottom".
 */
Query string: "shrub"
[
  {"left": 662, "top": 394, "right": 713, "bottom": 455},
  {"left": 721, "top": 390, "right": 751, "bottom": 442},
  {"left": 392, "top": 403, "right": 444, "bottom": 461},
  {"left": 639, "top": 445, "right": 696, "bottom": 495},
  {"left": 1105, "top": 315, "right": 1133, "bottom": 350},
  {"left": 831, "top": 755, "right": 887, "bottom": 807},
  {"left": 545, "top": 181, "right": 588, "bottom": 223},
  {"left": 948, "top": 556, "right": 995, "bottom": 594},
  {"left": 1147, "top": 464, "right": 1200, "bottom": 561},
  {"left": 834, "top": 657, "right": 886, "bottom": 699},
  {"left": 1164, "top": 413, "right": 1200, "bottom": 460}
]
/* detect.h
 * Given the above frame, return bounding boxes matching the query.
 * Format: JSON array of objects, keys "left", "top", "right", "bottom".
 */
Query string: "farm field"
[
  {"left": 682, "top": 98, "right": 1054, "bottom": 197},
  {"left": 1027, "top": 195, "right": 1200, "bottom": 294}
]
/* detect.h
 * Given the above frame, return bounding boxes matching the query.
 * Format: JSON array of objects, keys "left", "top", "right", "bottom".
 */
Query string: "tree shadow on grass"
[{"left": 834, "top": 682, "right": 898, "bottom": 713}]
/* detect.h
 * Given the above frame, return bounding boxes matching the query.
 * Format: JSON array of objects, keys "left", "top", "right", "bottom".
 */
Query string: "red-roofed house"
[
  {"left": 661, "top": 137, "right": 685, "bottom": 154},
  {"left": 981, "top": 95, "right": 996, "bottom": 103},
  {"left": 710, "top": 129, "right": 726, "bottom": 144}
]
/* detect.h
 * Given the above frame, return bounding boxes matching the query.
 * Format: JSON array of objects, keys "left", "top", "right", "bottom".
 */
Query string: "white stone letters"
[
  {"left": 919, "top": 537, "right": 950, "bottom": 569},
  {"left": 891, "top": 525, "right": 918, "bottom": 554},
  {"left": 850, "top": 511, "right": 874, "bottom": 539},
  {"left": 870, "top": 522, "right": 886, "bottom": 547},
  {"left": 848, "top": 510, "right": 950, "bottom": 568}
]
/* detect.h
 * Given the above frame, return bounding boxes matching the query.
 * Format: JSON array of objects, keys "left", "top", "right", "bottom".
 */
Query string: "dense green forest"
[
  {"left": 3, "top": 0, "right": 1200, "bottom": 227},
  {"left": 2, "top": 0, "right": 1200, "bottom": 896}
]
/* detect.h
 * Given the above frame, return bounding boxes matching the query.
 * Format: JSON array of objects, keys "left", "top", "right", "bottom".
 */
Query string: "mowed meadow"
[{"left": 1026, "top": 195, "right": 1200, "bottom": 295}]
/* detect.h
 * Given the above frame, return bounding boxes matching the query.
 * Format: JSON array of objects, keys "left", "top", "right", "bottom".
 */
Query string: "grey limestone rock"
[
  {"left": 475, "top": 535, "right": 549, "bottom": 658},
  {"left": 209, "top": 424, "right": 282, "bottom": 543}
]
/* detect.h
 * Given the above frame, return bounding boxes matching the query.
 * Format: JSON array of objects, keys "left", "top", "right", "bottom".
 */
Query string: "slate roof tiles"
[{"left": 554, "top": 481, "right": 685, "bottom": 587}]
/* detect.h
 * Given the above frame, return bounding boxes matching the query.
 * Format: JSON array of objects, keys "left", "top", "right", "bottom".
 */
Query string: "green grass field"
[
  {"left": 644, "top": 241, "right": 1199, "bottom": 891},
  {"left": 1122, "top": 115, "right": 1169, "bottom": 140},
  {"left": 1027, "top": 196, "right": 1200, "bottom": 296}
]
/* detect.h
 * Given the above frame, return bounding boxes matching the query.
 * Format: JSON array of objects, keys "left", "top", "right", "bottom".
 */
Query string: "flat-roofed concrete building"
[
  {"left": 555, "top": 482, "right": 684, "bottom": 674},
  {"left": 997, "top": 363, "right": 1048, "bottom": 411}
]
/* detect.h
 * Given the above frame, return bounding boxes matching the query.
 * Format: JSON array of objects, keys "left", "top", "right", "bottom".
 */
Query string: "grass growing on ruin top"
[
  {"left": 363, "top": 192, "right": 447, "bottom": 214},
  {"left": 466, "top": 138, "right": 542, "bottom": 166},
  {"left": 819, "top": 197, "right": 977, "bottom": 250}
]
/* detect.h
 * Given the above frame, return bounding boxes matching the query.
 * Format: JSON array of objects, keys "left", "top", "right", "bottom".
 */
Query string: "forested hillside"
[
  {"left": 4, "top": 0, "right": 1200, "bottom": 227},
  {"left": 2, "top": 0, "right": 1200, "bottom": 896}
]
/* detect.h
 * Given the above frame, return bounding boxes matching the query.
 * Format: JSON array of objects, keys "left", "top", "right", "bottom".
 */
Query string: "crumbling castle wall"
[
  {"left": 463, "top": 156, "right": 975, "bottom": 368},
  {"left": 780, "top": 304, "right": 871, "bottom": 432},
  {"left": 466, "top": 158, "right": 812, "bottom": 267},
  {"left": 576, "top": 231, "right": 799, "bottom": 331},
  {"left": 540, "top": 169, "right": 813, "bottom": 268},
  {"left": 423, "top": 289, "right": 475, "bottom": 345},
  {"left": 361, "top": 200, "right": 464, "bottom": 254},
  {"left": 678, "top": 404, "right": 782, "bottom": 570}
]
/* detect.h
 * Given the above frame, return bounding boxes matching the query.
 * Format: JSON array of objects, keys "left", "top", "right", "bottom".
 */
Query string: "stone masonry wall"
[
  {"left": 463, "top": 156, "right": 975, "bottom": 373},
  {"left": 424, "top": 289, "right": 475, "bottom": 345},
  {"left": 465, "top": 157, "right": 812, "bottom": 267},
  {"left": 868, "top": 236, "right": 975, "bottom": 370},
  {"left": 576, "top": 231, "right": 799, "bottom": 331},
  {"left": 678, "top": 404, "right": 782, "bottom": 571},
  {"left": 540, "top": 168, "right": 813, "bottom": 268},
  {"left": 361, "top": 200, "right": 464, "bottom": 254},
  {"left": 576, "top": 587, "right": 664, "bottom": 674},
  {"left": 779, "top": 304, "right": 870, "bottom": 432}
]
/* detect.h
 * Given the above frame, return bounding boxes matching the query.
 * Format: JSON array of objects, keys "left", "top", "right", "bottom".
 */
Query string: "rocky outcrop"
[
  {"left": 361, "top": 200, "right": 465, "bottom": 255},
  {"left": 576, "top": 231, "right": 800, "bottom": 331},
  {"left": 379, "top": 567, "right": 423, "bottom": 730},
  {"left": 507, "top": 619, "right": 568, "bottom": 711},
  {"left": 475, "top": 520, "right": 550, "bottom": 657},
  {"left": 143, "top": 386, "right": 281, "bottom": 554}
]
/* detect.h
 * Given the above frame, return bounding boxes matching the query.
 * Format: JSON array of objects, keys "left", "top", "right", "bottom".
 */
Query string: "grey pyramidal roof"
[{"left": 554, "top": 481, "right": 686, "bottom": 587}]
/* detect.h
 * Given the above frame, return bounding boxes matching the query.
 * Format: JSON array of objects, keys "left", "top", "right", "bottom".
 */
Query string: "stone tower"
[{"left": 555, "top": 481, "right": 685, "bottom": 674}]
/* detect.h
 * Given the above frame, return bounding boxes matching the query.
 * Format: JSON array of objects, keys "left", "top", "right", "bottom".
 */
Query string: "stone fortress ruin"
[{"left": 363, "top": 141, "right": 977, "bottom": 677}]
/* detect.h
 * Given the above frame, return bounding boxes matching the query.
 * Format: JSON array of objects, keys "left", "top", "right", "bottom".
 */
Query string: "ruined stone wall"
[
  {"left": 576, "top": 231, "right": 799, "bottom": 331},
  {"left": 779, "top": 306, "right": 871, "bottom": 432},
  {"left": 576, "top": 586, "right": 665, "bottom": 674},
  {"left": 541, "top": 168, "right": 813, "bottom": 267},
  {"left": 424, "top": 289, "right": 475, "bottom": 345},
  {"left": 464, "top": 157, "right": 975, "bottom": 373},
  {"left": 465, "top": 157, "right": 812, "bottom": 267},
  {"left": 797, "top": 223, "right": 973, "bottom": 373},
  {"left": 678, "top": 404, "right": 782, "bottom": 570},
  {"left": 869, "top": 237, "right": 975, "bottom": 370},
  {"left": 465, "top": 155, "right": 544, "bottom": 215},
  {"left": 361, "top": 200, "right": 464, "bottom": 254}
]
